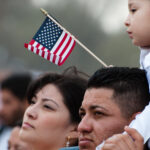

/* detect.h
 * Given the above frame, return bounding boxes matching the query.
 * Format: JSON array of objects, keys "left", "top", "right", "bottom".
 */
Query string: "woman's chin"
[{"left": 19, "top": 129, "right": 32, "bottom": 143}]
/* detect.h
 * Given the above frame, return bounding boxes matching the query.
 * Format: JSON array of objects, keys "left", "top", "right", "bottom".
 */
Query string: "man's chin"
[{"left": 79, "top": 145, "right": 95, "bottom": 150}]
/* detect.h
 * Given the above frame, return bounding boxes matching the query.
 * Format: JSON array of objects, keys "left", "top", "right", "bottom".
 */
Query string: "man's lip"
[
  {"left": 22, "top": 122, "right": 34, "bottom": 129},
  {"left": 79, "top": 137, "right": 93, "bottom": 147}
]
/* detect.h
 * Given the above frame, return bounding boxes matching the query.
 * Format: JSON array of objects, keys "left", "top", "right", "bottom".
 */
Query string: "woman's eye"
[{"left": 44, "top": 105, "right": 54, "bottom": 110}]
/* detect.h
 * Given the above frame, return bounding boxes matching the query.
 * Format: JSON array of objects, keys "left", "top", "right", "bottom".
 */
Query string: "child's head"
[{"left": 124, "top": 0, "right": 150, "bottom": 47}]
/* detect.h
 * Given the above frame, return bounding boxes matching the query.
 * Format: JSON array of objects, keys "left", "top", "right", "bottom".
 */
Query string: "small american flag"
[{"left": 24, "top": 16, "right": 76, "bottom": 66}]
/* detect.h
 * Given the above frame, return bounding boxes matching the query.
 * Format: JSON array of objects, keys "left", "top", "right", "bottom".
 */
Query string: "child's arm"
[
  {"left": 129, "top": 47, "right": 150, "bottom": 143},
  {"left": 128, "top": 102, "right": 150, "bottom": 143},
  {"left": 140, "top": 48, "right": 150, "bottom": 90}
]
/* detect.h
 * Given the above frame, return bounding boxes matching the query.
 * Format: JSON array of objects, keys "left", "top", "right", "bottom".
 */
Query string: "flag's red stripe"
[
  {"left": 58, "top": 41, "right": 76, "bottom": 66},
  {"left": 52, "top": 55, "right": 57, "bottom": 63},
  {"left": 29, "top": 40, "right": 35, "bottom": 45},
  {"left": 42, "top": 51, "right": 45, "bottom": 58},
  {"left": 31, "top": 46, "right": 34, "bottom": 52},
  {"left": 41, "top": 47, "right": 45, "bottom": 51},
  {"left": 53, "top": 33, "right": 68, "bottom": 54},
  {"left": 58, "top": 37, "right": 72, "bottom": 57},
  {"left": 35, "top": 43, "right": 40, "bottom": 54},
  {"left": 47, "top": 52, "right": 50, "bottom": 60},
  {"left": 24, "top": 43, "right": 28, "bottom": 48},
  {"left": 36, "top": 49, "right": 39, "bottom": 55},
  {"left": 36, "top": 43, "right": 40, "bottom": 48}
]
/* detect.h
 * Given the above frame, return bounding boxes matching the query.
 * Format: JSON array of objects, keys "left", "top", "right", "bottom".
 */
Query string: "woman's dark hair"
[{"left": 27, "top": 67, "right": 88, "bottom": 123}]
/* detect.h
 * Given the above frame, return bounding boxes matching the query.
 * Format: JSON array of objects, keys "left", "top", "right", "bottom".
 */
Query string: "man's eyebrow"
[
  {"left": 79, "top": 105, "right": 107, "bottom": 112},
  {"left": 89, "top": 105, "right": 107, "bottom": 111},
  {"left": 42, "top": 98, "right": 59, "bottom": 108}
]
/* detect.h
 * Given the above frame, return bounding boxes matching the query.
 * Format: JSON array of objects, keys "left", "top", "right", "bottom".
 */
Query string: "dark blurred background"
[{"left": 0, "top": 0, "right": 139, "bottom": 75}]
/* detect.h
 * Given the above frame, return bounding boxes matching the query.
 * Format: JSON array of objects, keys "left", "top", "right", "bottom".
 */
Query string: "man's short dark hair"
[
  {"left": 1, "top": 73, "right": 32, "bottom": 101},
  {"left": 87, "top": 67, "right": 150, "bottom": 118}
]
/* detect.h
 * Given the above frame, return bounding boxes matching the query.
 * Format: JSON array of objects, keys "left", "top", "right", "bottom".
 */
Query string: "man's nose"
[{"left": 78, "top": 115, "right": 92, "bottom": 133}]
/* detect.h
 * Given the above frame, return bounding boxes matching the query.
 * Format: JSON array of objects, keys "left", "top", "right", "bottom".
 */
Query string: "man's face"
[
  {"left": 78, "top": 88, "right": 131, "bottom": 150},
  {"left": 0, "top": 89, "right": 24, "bottom": 126}
]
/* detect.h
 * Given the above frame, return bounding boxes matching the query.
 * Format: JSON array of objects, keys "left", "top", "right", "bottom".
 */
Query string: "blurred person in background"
[
  {"left": 0, "top": 73, "right": 33, "bottom": 150},
  {"left": 0, "top": 69, "right": 11, "bottom": 125}
]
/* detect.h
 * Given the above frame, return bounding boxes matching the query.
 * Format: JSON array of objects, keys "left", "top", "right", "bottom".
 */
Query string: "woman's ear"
[
  {"left": 70, "top": 125, "right": 78, "bottom": 141},
  {"left": 65, "top": 125, "right": 78, "bottom": 147}
]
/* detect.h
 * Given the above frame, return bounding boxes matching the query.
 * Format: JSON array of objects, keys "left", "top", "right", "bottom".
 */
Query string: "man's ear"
[{"left": 130, "top": 111, "right": 141, "bottom": 121}]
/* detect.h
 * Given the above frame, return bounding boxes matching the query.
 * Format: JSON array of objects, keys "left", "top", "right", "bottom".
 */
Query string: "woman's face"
[{"left": 20, "top": 84, "right": 75, "bottom": 150}]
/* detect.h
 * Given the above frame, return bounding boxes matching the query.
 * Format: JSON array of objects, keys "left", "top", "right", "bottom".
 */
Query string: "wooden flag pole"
[{"left": 40, "top": 8, "right": 108, "bottom": 67}]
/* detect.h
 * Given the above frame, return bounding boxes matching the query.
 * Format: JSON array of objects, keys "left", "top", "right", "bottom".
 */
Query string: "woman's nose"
[{"left": 26, "top": 105, "right": 38, "bottom": 120}]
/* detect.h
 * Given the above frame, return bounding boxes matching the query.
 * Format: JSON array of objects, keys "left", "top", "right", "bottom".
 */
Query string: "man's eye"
[
  {"left": 30, "top": 99, "right": 36, "bottom": 105},
  {"left": 94, "top": 111, "right": 104, "bottom": 117}
]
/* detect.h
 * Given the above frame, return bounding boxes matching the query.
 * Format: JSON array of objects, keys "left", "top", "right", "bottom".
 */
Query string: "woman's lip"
[{"left": 22, "top": 122, "right": 34, "bottom": 129}]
